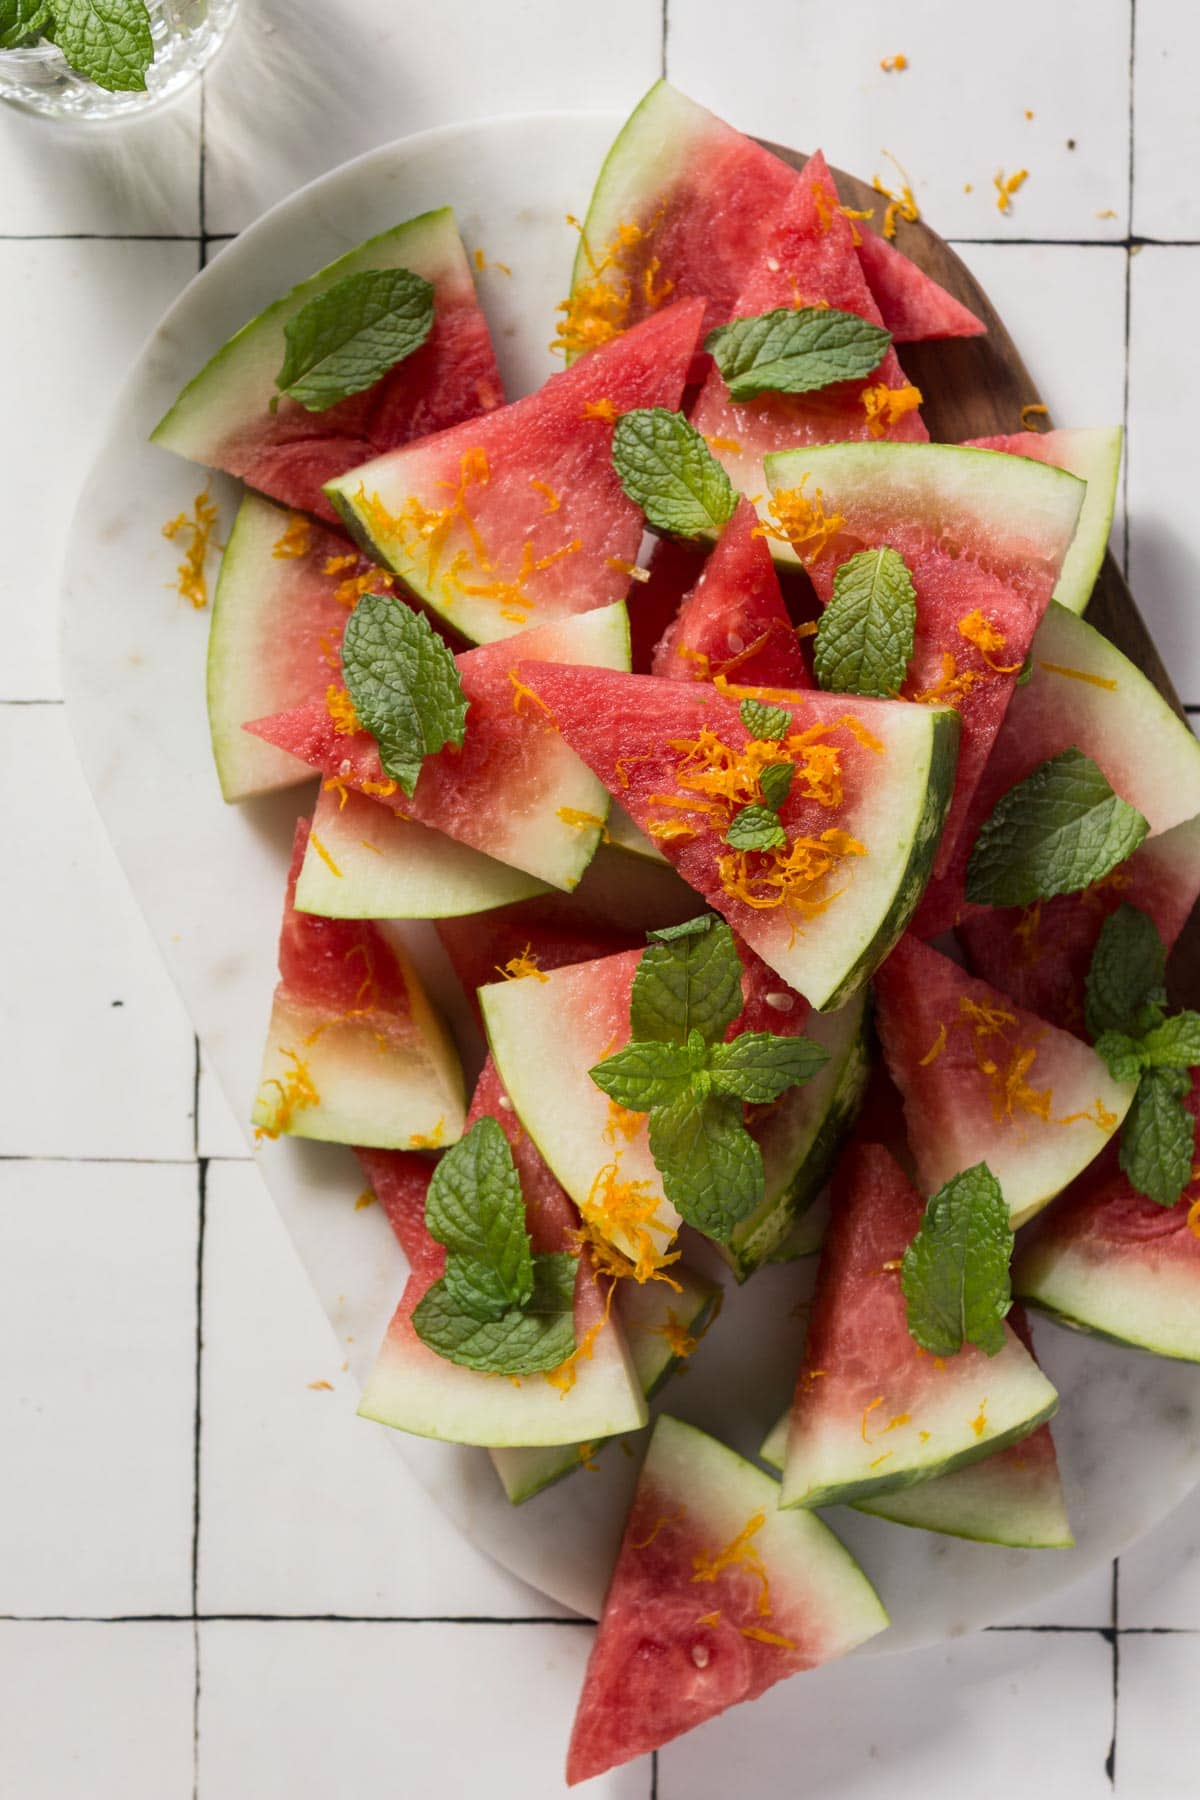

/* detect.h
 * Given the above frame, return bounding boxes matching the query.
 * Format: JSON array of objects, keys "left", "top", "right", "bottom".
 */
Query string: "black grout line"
[
  {"left": 1121, "top": 0, "right": 1137, "bottom": 588},
  {"left": 651, "top": 1748, "right": 660, "bottom": 1799},
  {"left": 659, "top": 0, "right": 668, "bottom": 80},
  {"left": 191, "top": 1159, "right": 208, "bottom": 1618},
  {"left": 0, "top": 232, "right": 203, "bottom": 241},
  {"left": 0, "top": 697, "right": 64, "bottom": 706},
  {"left": 192, "top": 87, "right": 209, "bottom": 1800},
  {"left": 0, "top": 1153, "right": 197, "bottom": 1165},
  {"left": 1107, "top": 1557, "right": 1122, "bottom": 1786}
]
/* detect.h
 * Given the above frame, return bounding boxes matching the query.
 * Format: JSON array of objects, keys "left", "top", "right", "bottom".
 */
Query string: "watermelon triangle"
[
  {"left": 566, "top": 1414, "right": 887, "bottom": 1783},
  {"left": 873, "top": 935, "right": 1135, "bottom": 1228},
  {"left": 1015, "top": 1072, "right": 1200, "bottom": 1363},
  {"left": 436, "top": 896, "right": 643, "bottom": 1027},
  {"left": 651, "top": 498, "right": 813, "bottom": 689},
  {"left": 781, "top": 1142, "right": 1059, "bottom": 1509},
  {"left": 855, "top": 226, "right": 985, "bottom": 342},
  {"left": 628, "top": 534, "right": 707, "bottom": 671},
  {"left": 325, "top": 300, "right": 707, "bottom": 645}
]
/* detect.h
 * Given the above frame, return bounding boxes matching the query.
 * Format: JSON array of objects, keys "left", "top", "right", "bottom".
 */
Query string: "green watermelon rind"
[
  {"left": 1015, "top": 1247, "right": 1200, "bottom": 1365},
  {"left": 607, "top": 800, "right": 668, "bottom": 864},
  {"left": 769, "top": 1192, "right": 830, "bottom": 1261},
  {"left": 152, "top": 209, "right": 468, "bottom": 463}
]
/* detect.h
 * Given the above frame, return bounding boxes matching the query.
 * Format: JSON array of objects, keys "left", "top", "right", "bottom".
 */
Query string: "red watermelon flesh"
[
  {"left": 959, "top": 816, "right": 1200, "bottom": 1035},
  {"left": 854, "top": 226, "right": 985, "bottom": 342},
  {"left": 652, "top": 498, "right": 813, "bottom": 689},
  {"left": 276, "top": 818, "right": 411, "bottom": 1016},
  {"left": 874, "top": 935, "right": 1134, "bottom": 1228},
  {"left": 629, "top": 535, "right": 707, "bottom": 672},
  {"left": 436, "top": 899, "right": 642, "bottom": 1025}
]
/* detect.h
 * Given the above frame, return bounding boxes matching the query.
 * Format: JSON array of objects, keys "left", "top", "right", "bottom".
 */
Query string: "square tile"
[
  {"left": 1128, "top": 246, "right": 1200, "bottom": 704},
  {"left": 667, "top": 0, "right": 1131, "bottom": 240},
  {"left": 0, "top": 708, "right": 196, "bottom": 1159},
  {"left": 198, "top": 1160, "right": 563, "bottom": 1619},
  {"left": 0, "top": 238, "right": 199, "bottom": 701},
  {"left": 1115, "top": 1630, "right": 1200, "bottom": 1798},
  {"left": 0, "top": 1622, "right": 194, "bottom": 1799},
  {"left": 0, "top": 90, "right": 200, "bottom": 236},
  {"left": 0, "top": 1161, "right": 197, "bottom": 1616},
  {"left": 202, "top": 0, "right": 663, "bottom": 234},
  {"left": 197, "top": 1619, "right": 648, "bottom": 1798},
  {"left": 197, "top": 1050, "right": 249, "bottom": 1160},
  {"left": 659, "top": 1629, "right": 1114, "bottom": 1799},
  {"left": 994, "top": 1559, "right": 1116, "bottom": 1632},
  {"left": 1119, "top": 1486, "right": 1200, "bottom": 1630},
  {"left": 1132, "top": 0, "right": 1200, "bottom": 240}
]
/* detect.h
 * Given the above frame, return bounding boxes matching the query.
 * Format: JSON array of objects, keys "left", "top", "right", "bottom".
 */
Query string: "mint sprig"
[
  {"left": 813, "top": 545, "right": 917, "bottom": 699},
  {"left": 1119, "top": 1069, "right": 1195, "bottom": 1207},
  {"left": 705, "top": 305, "right": 892, "bottom": 403},
  {"left": 0, "top": 0, "right": 53, "bottom": 48},
  {"left": 1084, "top": 902, "right": 1166, "bottom": 1040},
  {"left": 612, "top": 408, "right": 739, "bottom": 539},
  {"left": 966, "top": 748, "right": 1149, "bottom": 909},
  {"left": 901, "top": 1163, "right": 1014, "bottom": 1358},
  {"left": 341, "top": 591, "right": 468, "bottom": 796},
  {"left": 412, "top": 1118, "right": 578, "bottom": 1376},
  {"left": 276, "top": 267, "right": 435, "bottom": 413},
  {"left": 590, "top": 915, "right": 828, "bottom": 1242}
]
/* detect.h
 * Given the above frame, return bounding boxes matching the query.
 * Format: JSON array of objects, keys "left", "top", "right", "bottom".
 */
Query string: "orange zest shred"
[
  {"left": 912, "top": 611, "right": 1019, "bottom": 706},
  {"left": 359, "top": 839, "right": 383, "bottom": 856},
  {"left": 308, "top": 1380, "right": 333, "bottom": 1392},
  {"left": 880, "top": 52, "right": 908, "bottom": 71},
  {"left": 919, "top": 1022, "right": 948, "bottom": 1066},
  {"left": 578, "top": 1442, "right": 601, "bottom": 1472},
  {"left": 557, "top": 806, "right": 609, "bottom": 839},
  {"left": 705, "top": 435, "right": 743, "bottom": 455},
  {"left": 927, "top": 994, "right": 1119, "bottom": 1133},
  {"left": 871, "top": 154, "right": 920, "bottom": 238},
  {"left": 1020, "top": 402, "right": 1050, "bottom": 430},
  {"left": 473, "top": 248, "right": 512, "bottom": 276},
  {"left": 603, "top": 1098, "right": 644, "bottom": 1145},
  {"left": 606, "top": 556, "right": 651, "bottom": 583},
  {"left": 971, "top": 1401, "right": 988, "bottom": 1438},
  {"left": 254, "top": 1049, "right": 320, "bottom": 1140},
  {"left": 354, "top": 1189, "right": 376, "bottom": 1211},
  {"left": 862, "top": 381, "right": 924, "bottom": 438},
  {"left": 360, "top": 776, "right": 399, "bottom": 799},
  {"left": 1186, "top": 1195, "right": 1200, "bottom": 1240},
  {"left": 756, "top": 477, "right": 846, "bottom": 562},
  {"left": 631, "top": 1507, "right": 687, "bottom": 1551},
  {"left": 868, "top": 1452, "right": 893, "bottom": 1470},
  {"left": 691, "top": 1512, "right": 771, "bottom": 1617},
  {"left": 577, "top": 1154, "right": 681, "bottom": 1287},
  {"left": 307, "top": 830, "right": 342, "bottom": 879},
  {"left": 273, "top": 512, "right": 313, "bottom": 559},
  {"left": 696, "top": 1611, "right": 722, "bottom": 1628},
  {"left": 162, "top": 486, "right": 220, "bottom": 608},
  {"left": 552, "top": 209, "right": 673, "bottom": 358},
  {"left": 495, "top": 944, "right": 548, "bottom": 983},
  {"left": 325, "top": 684, "right": 361, "bottom": 736},
  {"left": 994, "top": 169, "right": 1029, "bottom": 214},
  {"left": 740, "top": 1625, "right": 797, "bottom": 1650},
  {"left": 1036, "top": 660, "right": 1118, "bottom": 692},
  {"left": 409, "top": 1117, "right": 447, "bottom": 1151},
  {"left": 958, "top": 608, "right": 1022, "bottom": 673},
  {"left": 323, "top": 775, "right": 351, "bottom": 811},
  {"left": 581, "top": 396, "right": 618, "bottom": 423},
  {"left": 530, "top": 478, "right": 561, "bottom": 513},
  {"left": 508, "top": 669, "right": 556, "bottom": 719},
  {"left": 650, "top": 1308, "right": 701, "bottom": 1361},
  {"left": 861, "top": 1396, "right": 885, "bottom": 1442}
]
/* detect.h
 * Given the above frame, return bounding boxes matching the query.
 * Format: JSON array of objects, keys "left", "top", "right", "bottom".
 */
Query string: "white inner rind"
[{"left": 1016, "top": 1241, "right": 1200, "bottom": 1363}]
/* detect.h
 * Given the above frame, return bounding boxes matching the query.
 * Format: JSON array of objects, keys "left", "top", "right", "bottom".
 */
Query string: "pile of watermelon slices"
[{"left": 153, "top": 81, "right": 1200, "bottom": 1785}]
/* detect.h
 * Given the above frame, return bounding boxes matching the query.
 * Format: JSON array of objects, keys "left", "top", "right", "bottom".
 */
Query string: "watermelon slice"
[
  {"left": 513, "top": 664, "right": 959, "bottom": 1008},
  {"left": 959, "top": 815, "right": 1200, "bottom": 1035},
  {"left": 780, "top": 1144, "right": 1059, "bottom": 1510},
  {"left": 855, "top": 226, "right": 986, "bottom": 343},
  {"left": 566, "top": 1414, "right": 888, "bottom": 1784},
  {"left": 874, "top": 936, "right": 1135, "bottom": 1228},
  {"left": 436, "top": 896, "right": 643, "bottom": 1026},
  {"left": 763, "top": 443, "right": 1085, "bottom": 885},
  {"left": 357, "top": 1060, "right": 646, "bottom": 1447},
  {"left": 152, "top": 209, "right": 504, "bottom": 524},
  {"left": 651, "top": 498, "right": 813, "bottom": 690},
  {"left": 630, "top": 534, "right": 707, "bottom": 672},
  {"left": 206, "top": 494, "right": 369, "bottom": 802},
  {"left": 963, "top": 426, "right": 1123, "bottom": 616},
  {"left": 247, "top": 601, "right": 631, "bottom": 892},
  {"left": 251, "top": 821, "right": 465, "bottom": 1150},
  {"left": 1015, "top": 1072, "right": 1200, "bottom": 1362},
  {"left": 324, "top": 300, "right": 706, "bottom": 645},
  {"left": 490, "top": 1261, "right": 722, "bottom": 1504},
  {"left": 607, "top": 800, "right": 668, "bottom": 864}
]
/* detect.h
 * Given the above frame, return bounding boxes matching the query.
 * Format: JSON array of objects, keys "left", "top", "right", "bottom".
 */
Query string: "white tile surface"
[
  {"left": 667, "top": 0, "right": 1131, "bottom": 240},
  {"left": 0, "top": 1622, "right": 194, "bottom": 1799},
  {"left": 0, "top": 237, "right": 199, "bottom": 701},
  {"left": 0, "top": 90, "right": 200, "bottom": 235},
  {"left": 197, "top": 1619, "right": 648, "bottom": 1798},
  {"left": 1132, "top": 0, "right": 1200, "bottom": 241},
  {"left": 0, "top": 1161, "right": 197, "bottom": 1617},
  {"left": 1119, "top": 1486, "right": 1200, "bottom": 1630},
  {"left": 197, "top": 1051, "right": 249, "bottom": 1160},
  {"left": 202, "top": 0, "right": 664, "bottom": 234},
  {"left": 1115, "top": 1631, "right": 1200, "bottom": 1799},
  {"left": 0, "top": 707, "right": 196, "bottom": 1159},
  {"left": 198, "top": 1161, "right": 563, "bottom": 1619}
]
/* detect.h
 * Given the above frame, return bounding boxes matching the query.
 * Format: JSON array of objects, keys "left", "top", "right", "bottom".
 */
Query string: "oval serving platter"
[{"left": 60, "top": 111, "right": 1200, "bottom": 1647}]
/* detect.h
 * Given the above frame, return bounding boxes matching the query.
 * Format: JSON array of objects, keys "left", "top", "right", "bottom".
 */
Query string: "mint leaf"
[
  {"left": 441, "top": 1253, "right": 511, "bottom": 1323},
  {"left": 648, "top": 1090, "right": 763, "bottom": 1239},
  {"left": 276, "top": 267, "right": 434, "bottom": 413},
  {"left": 612, "top": 408, "right": 739, "bottom": 538},
  {"left": 630, "top": 914, "right": 744, "bottom": 1047},
  {"left": 1015, "top": 653, "right": 1034, "bottom": 687},
  {"left": 0, "top": 0, "right": 52, "bottom": 47},
  {"left": 49, "top": 0, "right": 152, "bottom": 90},
  {"left": 901, "top": 1164, "right": 1014, "bottom": 1357},
  {"left": 411, "top": 1253, "right": 576, "bottom": 1376},
  {"left": 646, "top": 916, "right": 716, "bottom": 944},
  {"left": 759, "top": 761, "right": 795, "bottom": 811},
  {"left": 707, "top": 1031, "right": 829, "bottom": 1103},
  {"left": 423, "top": 1117, "right": 532, "bottom": 1309},
  {"left": 705, "top": 305, "right": 892, "bottom": 403},
  {"left": 1120, "top": 1067, "right": 1195, "bottom": 1207},
  {"left": 966, "top": 749, "right": 1149, "bottom": 909},
  {"left": 588, "top": 1038, "right": 698, "bottom": 1111},
  {"left": 341, "top": 591, "right": 468, "bottom": 796},
  {"left": 1140, "top": 1012, "right": 1200, "bottom": 1070},
  {"left": 1092, "top": 1030, "right": 1149, "bottom": 1087},
  {"left": 813, "top": 545, "right": 916, "bottom": 699},
  {"left": 740, "top": 698, "right": 791, "bottom": 741},
  {"left": 725, "top": 804, "right": 787, "bottom": 851},
  {"left": 1084, "top": 904, "right": 1167, "bottom": 1040}
]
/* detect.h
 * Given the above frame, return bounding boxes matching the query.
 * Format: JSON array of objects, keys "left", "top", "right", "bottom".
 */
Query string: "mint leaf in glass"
[
  {"left": 275, "top": 267, "right": 435, "bottom": 413},
  {"left": 0, "top": 0, "right": 53, "bottom": 48},
  {"left": 411, "top": 1253, "right": 577, "bottom": 1376},
  {"left": 612, "top": 407, "right": 739, "bottom": 538},
  {"left": 648, "top": 1089, "right": 763, "bottom": 1239},
  {"left": 49, "top": 0, "right": 153, "bottom": 91},
  {"left": 707, "top": 1031, "right": 829, "bottom": 1103},
  {"left": 1084, "top": 903, "right": 1167, "bottom": 1040},
  {"left": 1119, "top": 1067, "right": 1195, "bottom": 1207},
  {"left": 423, "top": 1117, "right": 532, "bottom": 1310},
  {"left": 813, "top": 545, "right": 917, "bottom": 699},
  {"left": 705, "top": 305, "right": 892, "bottom": 402},
  {"left": 966, "top": 748, "right": 1149, "bottom": 909},
  {"left": 341, "top": 591, "right": 468, "bottom": 795},
  {"left": 739, "top": 698, "right": 791, "bottom": 741},
  {"left": 901, "top": 1163, "right": 1014, "bottom": 1357}
]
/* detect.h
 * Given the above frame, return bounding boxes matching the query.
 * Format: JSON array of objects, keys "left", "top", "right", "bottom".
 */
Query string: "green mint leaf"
[
  {"left": 423, "top": 1117, "right": 532, "bottom": 1310},
  {"left": 1120, "top": 1067, "right": 1195, "bottom": 1207},
  {"left": 648, "top": 1090, "right": 763, "bottom": 1240},
  {"left": 275, "top": 267, "right": 435, "bottom": 413},
  {"left": 1140, "top": 1011, "right": 1200, "bottom": 1070},
  {"left": 725, "top": 804, "right": 787, "bottom": 851},
  {"left": 901, "top": 1163, "right": 1014, "bottom": 1358},
  {"left": 0, "top": 0, "right": 53, "bottom": 47},
  {"left": 739, "top": 698, "right": 791, "bottom": 741},
  {"left": 630, "top": 914, "right": 744, "bottom": 1047},
  {"left": 966, "top": 748, "right": 1150, "bottom": 909},
  {"left": 441, "top": 1253, "right": 511, "bottom": 1324},
  {"left": 707, "top": 1031, "right": 829, "bottom": 1103},
  {"left": 1015, "top": 652, "right": 1034, "bottom": 687},
  {"left": 646, "top": 915, "right": 716, "bottom": 944},
  {"left": 759, "top": 761, "right": 795, "bottom": 812},
  {"left": 705, "top": 305, "right": 892, "bottom": 403},
  {"left": 588, "top": 1038, "right": 697, "bottom": 1112},
  {"left": 1084, "top": 904, "right": 1168, "bottom": 1040},
  {"left": 611, "top": 407, "right": 739, "bottom": 538},
  {"left": 341, "top": 591, "right": 468, "bottom": 796},
  {"left": 411, "top": 1253, "right": 577, "bottom": 1376},
  {"left": 1092, "top": 1030, "right": 1150, "bottom": 1087},
  {"left": 813, "top": 545, "right": 917, "bottom": 699},
  {"left": 49, "top": 0, "right": 152, "bottom": 90}
]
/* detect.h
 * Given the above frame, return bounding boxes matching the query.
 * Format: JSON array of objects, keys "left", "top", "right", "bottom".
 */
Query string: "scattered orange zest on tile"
[
  {"left": 879, "top": 52, "right": 908, "bottom": 71},
  {"left": 1020, "top": 402, "right": 1050, "bottom": 430},
  {"left": 994, "top": 169, "right": 1029, "bottom": 214},
  {"left": 307, "top": 1380, "right": 334, "bottom": 1391},
  {"left": 354, "top": 1190, "right": 376, "bottom": 1211}
]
